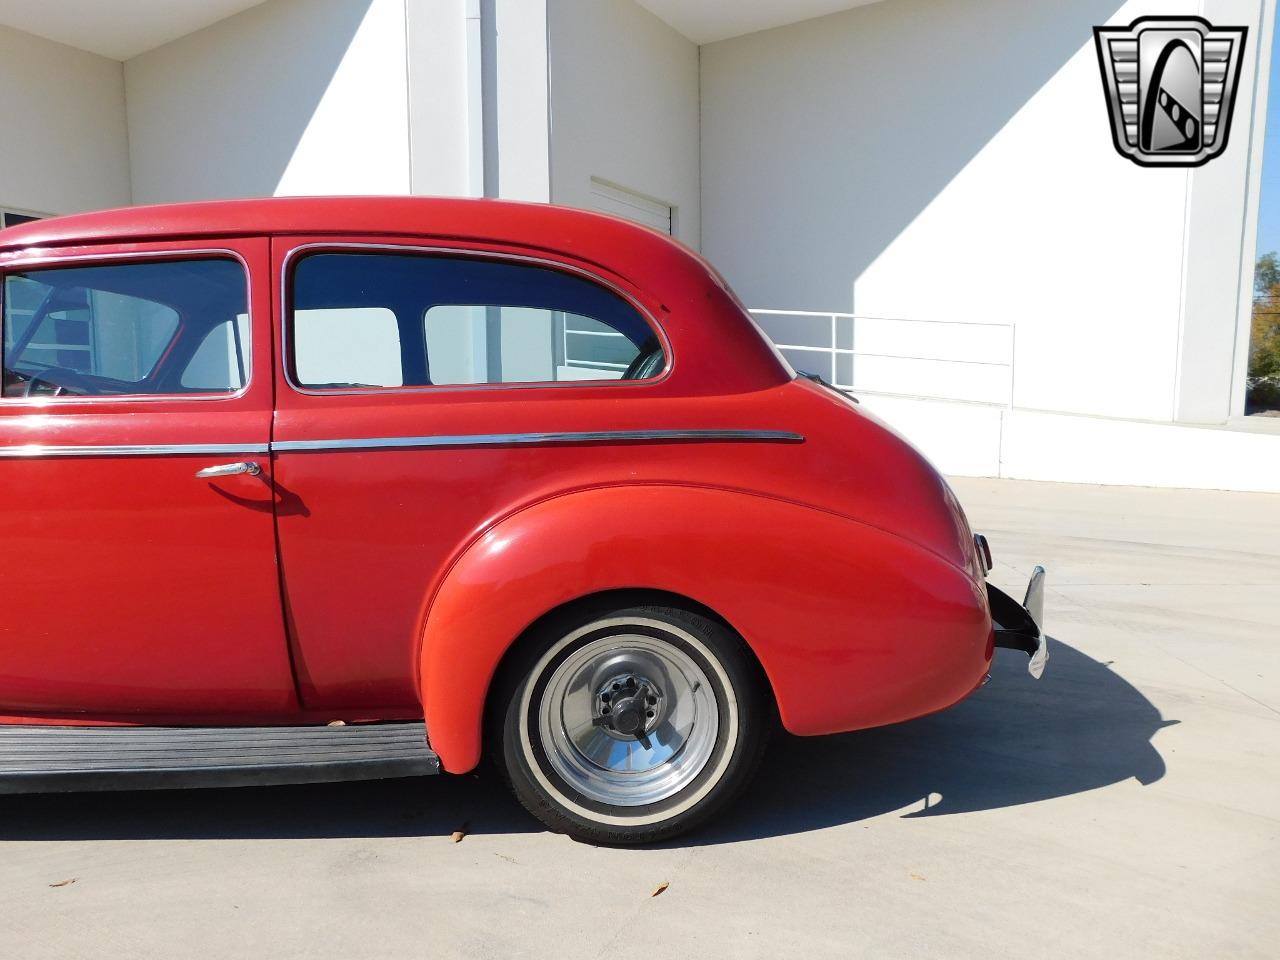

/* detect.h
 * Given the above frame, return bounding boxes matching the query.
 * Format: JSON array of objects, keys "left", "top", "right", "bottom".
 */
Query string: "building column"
[
  {"left": 1175, "top": 0, "right": 1276, "bottom": 422},
  {"left": 406, "top": 0, "right": 549, "bottom": 202}
]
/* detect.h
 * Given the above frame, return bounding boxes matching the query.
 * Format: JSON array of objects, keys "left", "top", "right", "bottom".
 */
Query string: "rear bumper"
[{"left": 987, "top": 566, "right": 1048, "bottom": 679}]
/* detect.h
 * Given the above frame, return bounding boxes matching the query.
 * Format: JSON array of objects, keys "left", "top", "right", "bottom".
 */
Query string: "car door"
[
  {"left": 270, "top": 237, "right": 673, "bottom": 710},
  {"left": 0, "top": 238, "right": 298, "bottom": 717}
]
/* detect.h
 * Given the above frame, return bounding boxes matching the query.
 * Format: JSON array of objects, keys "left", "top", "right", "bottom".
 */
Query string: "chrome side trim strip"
[
  {"left": 270, "top": 429, "right": 804, "bottom": 453},
  {"left": 0, "top": 443, "right": 270, "bottom": 459},
  {"left": 0, "top": 431, "right": 802, "bottom": 460}
]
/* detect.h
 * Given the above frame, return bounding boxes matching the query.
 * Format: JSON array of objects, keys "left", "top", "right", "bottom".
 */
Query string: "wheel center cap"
[
  {"left": 610, "top": 698, "right": 645, "bottom": 735},
  {"left": 595, "top": 675, "right": 661, "bottom": 740}
]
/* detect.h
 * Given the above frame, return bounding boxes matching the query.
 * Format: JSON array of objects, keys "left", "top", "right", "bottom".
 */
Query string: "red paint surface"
[
  {"left": 0, "top": 238, "right": 298, "bottom": 715},
  {"left": 0, "top": 198, "right": 990, "bottom": 770}
]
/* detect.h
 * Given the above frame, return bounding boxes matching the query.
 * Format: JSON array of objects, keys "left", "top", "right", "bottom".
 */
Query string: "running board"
[{"left": 0, "top": 722, "right": 439, "bottom": 794}]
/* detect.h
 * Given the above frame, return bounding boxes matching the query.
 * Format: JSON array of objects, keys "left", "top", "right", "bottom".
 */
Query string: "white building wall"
[
  {"left": 705, "top": 0, "right": 1278, "bottom": 490},
  {"left": 547, "top": 0, "right": 701, "bottom": 246},
  {"left": 703, "top": 0, "right": 1207, "bottom": 425},
  {"left": 0, "top": 25, "right": 131, "bottom": 215},
  {"left": 703, "top": 0, "right": 1274, "bottom": 427},
  {"left": 124, "top": 0, "right": 412, "bottom": 203},
  {"left": 853, "top": 392, "right": 1280, "bottom": 494}
]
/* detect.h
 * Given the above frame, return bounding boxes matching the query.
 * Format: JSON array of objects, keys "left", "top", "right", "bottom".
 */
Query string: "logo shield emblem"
[{"left": 1094, "top": 16, "right": 1247, "bottom": 167}]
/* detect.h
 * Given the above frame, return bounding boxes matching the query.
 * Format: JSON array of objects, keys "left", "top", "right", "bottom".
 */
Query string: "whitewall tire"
[{"left": 493, "top": 604, "right": 769, "bottom": 845}]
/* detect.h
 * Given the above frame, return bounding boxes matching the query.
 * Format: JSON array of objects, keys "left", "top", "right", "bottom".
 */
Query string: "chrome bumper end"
[{"left": 987, "top": 565, "right": 1048, "bottom": 679}]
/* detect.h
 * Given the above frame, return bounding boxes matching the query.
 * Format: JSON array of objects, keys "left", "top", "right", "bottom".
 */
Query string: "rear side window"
[
  {"left": 288, "top": 252, "right": 664, "bottom": 389},
  {"left": 2, "top": 258, "right": 249, "bottom": 398}
]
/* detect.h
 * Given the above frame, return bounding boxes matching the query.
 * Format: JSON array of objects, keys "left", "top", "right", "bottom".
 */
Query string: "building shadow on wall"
[
  {"left": 0, "top": 637, "right": 1170, "bottom": 843},
  {"left": 129, "top": 0, "right": 374, "bottom": 202},
  {"left": 701, "top": 0, "right": 1130, "bottom": 312}
]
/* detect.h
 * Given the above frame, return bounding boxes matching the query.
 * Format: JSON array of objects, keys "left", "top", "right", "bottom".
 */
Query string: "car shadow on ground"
[
  {"left": 689, "top": 637, "right": 1174, "bottom": 846},
  {"left": 0, "top": 638, "right": 1171, "bottom": 844}
]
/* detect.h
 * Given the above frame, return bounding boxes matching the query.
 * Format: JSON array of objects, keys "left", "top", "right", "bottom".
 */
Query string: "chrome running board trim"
[{"left": 0, "top": 721, "right": 438, "bottom": 793}]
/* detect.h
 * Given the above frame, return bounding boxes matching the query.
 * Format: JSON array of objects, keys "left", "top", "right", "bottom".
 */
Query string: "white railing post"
[
  {"left": 1008, "top": 324, "right": 1017, "bottom": 409},
  {"left": 830, "top": 313, "right": 838, "bottom": 385}
]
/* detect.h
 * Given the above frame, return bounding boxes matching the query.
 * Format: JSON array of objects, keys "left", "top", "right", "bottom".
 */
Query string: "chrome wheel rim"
[{"left": 536, "top": 632, "right": 720, "bottom": 807}]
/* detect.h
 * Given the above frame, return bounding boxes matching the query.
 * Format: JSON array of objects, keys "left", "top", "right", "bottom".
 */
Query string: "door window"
[
  {"left": 288, "top": 252, "right": 664, "bottom": 389},
  {"left": 2, "top": 258, "right": 249, "bottom": 398}
]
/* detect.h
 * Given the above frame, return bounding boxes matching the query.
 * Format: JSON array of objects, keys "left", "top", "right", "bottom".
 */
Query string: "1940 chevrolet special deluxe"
[{"left": 0, "top": 197, "right": 1046, "bottom": 843}]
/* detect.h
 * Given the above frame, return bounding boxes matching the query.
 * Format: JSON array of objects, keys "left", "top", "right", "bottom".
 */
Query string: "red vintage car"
[{"left": 0, "top": 197, "right": 1045, "bottom": 843}]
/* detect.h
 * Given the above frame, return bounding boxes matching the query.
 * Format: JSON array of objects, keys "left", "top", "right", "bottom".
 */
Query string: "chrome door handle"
[{"left": 195, "top": 461, "right": 262, "bottom": 479}]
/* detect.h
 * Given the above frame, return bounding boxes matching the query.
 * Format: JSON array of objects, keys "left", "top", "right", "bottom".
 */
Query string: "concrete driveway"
[{"left": 2, "top": 478, "right": 1277, "bottom": 959}]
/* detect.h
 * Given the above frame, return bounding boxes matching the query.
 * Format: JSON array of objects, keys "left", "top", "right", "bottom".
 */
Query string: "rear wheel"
[{"left": 494, "top": 604, "right": 768, "bottom": 844}]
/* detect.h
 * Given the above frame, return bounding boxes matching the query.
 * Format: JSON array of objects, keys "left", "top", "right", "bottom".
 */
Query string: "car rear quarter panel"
[{"left": 422, "top": 483, "right": 991, "bottom": 773}]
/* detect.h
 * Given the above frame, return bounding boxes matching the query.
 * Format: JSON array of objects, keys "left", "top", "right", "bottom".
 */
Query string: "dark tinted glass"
[
  {"left": 290, "top": 253, "right": 663, "bottom": 388},
  {"left": 2, "top": 258, "right": 248, "bottom": 398}
]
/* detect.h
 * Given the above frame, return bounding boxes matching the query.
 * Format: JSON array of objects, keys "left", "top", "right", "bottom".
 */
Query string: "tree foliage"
[{"left": 1251, "top": 253, "right": 1280, "bottom": 410}]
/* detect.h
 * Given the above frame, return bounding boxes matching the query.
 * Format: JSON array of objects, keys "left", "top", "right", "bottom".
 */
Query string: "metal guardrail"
[{"left": 751, "top": 309, "right": 1016, "bottom": 406}]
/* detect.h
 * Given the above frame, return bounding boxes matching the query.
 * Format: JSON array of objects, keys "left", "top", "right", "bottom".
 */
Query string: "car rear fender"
[{"left": 418, "top": 484, "right": 990, "bottom": 773}]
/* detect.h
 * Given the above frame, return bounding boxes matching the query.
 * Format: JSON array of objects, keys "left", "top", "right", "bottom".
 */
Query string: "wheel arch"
[
  {"left": 417, "top": 483, "right": 990, "bottom": 773},
  {"left": 481, "top": 586, "right": 777, "bottom": 741}
]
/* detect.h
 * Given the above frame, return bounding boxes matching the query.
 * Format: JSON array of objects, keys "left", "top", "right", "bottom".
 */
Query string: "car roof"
[{"left": 0, "top": 196, "right": 665, "bottom": 266}]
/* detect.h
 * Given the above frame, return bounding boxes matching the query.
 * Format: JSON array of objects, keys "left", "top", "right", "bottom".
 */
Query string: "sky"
[{"left": 1255, "top": 40, "right": 1280, "bottom": 260}]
